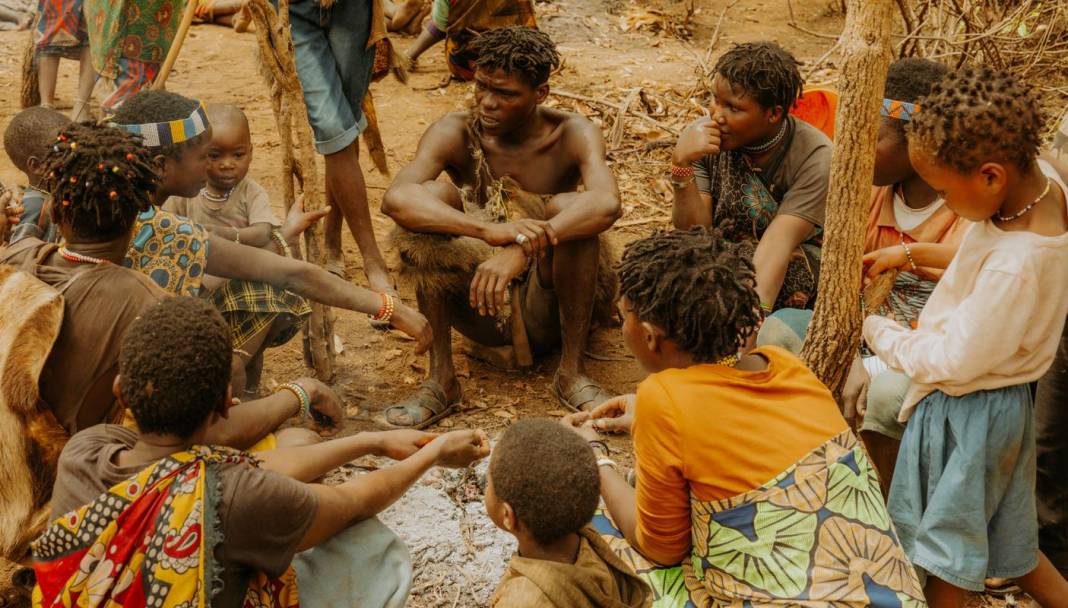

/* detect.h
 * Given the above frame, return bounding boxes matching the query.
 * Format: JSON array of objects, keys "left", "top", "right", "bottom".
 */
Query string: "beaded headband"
[
  {"left": 881, "top": 98, "right": 919, "bottom": 122},
  {"left": 109, "top": 102, "right": 210, "bottom": 148}
]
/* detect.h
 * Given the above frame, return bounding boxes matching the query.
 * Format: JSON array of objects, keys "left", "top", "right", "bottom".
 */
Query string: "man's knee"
[
  {"left": 861, "top": 370, "right": 909, "bottom": 440},
  {"left": 756, "top": 308, "right": 813, "bottom": 356},
  {"left": 274, "top": 427, "right": 323, "bottom": 448}
]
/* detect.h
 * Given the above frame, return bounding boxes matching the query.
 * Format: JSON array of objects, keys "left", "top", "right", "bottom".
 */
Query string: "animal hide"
[{"left": 0, "top": 265, "right": 66, "bottom": 563}]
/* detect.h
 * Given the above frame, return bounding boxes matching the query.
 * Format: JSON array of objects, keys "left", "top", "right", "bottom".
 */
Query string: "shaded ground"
[{"left": 0, "top": 0, "right": 1038, "bottom": 605}]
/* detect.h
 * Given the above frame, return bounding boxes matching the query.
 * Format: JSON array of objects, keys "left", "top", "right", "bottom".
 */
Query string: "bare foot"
[{"left": 365, "top": 265, "right": 398, "bottom": 298}]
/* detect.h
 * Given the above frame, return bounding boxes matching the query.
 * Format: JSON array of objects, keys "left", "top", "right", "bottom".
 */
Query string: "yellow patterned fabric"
[
  {"left": 31, "top": 446, "right": 300, "bottom": 607},
  {"left": 593, "top": 431, "right": 926, "bottom": 607}
]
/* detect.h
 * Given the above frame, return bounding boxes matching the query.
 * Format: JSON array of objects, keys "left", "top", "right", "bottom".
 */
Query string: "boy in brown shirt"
[{"left": 485, "top": 419, "right": 650, "bottom": 607}]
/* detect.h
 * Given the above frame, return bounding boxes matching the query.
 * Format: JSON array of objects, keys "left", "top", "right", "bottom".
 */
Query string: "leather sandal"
[
  {"left": 379, "top": 380, "right": 461, "bottom": 429},
  {"left": 552, "top": 374, "right": 613, "bottom": 413}
]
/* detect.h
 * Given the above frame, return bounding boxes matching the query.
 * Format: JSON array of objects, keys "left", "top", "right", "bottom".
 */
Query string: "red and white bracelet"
[{"left": 371, "top": 292, "right": 395, "bottom": 325}]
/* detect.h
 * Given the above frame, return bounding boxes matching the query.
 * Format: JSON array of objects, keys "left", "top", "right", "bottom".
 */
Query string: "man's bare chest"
[{"left": 454, "top": 139, "right": 579, "bottom": 195}]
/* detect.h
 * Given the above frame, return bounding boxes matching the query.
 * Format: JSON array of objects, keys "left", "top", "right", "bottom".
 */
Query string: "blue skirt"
[{"left": 888, "top": 386, "right": 1038, "bottom": 591}]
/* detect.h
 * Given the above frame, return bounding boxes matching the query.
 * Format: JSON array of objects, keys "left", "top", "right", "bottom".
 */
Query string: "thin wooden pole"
[
  {"left": 799, "top": 0, "right": 895, "bottom": 397},
  {"left": 153, "top": 0, "right": 199, "bottom": 90}
]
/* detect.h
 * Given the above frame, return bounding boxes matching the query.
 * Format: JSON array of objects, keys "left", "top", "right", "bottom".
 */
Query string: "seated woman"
[
  {"left": 34, "top": 296, "right": 490, "bottom": 608},
  {"left": 671, "top": 42, "right": 831, "bottom": 313},
  {"left": 757, "top": 57, "right": 967, "bottom": 495},
  {"left": 106, "top": 90, "right": 432, "bottom": 398},
  {"left": 564, "top": 228, "right": 923, "bottom": 606}
]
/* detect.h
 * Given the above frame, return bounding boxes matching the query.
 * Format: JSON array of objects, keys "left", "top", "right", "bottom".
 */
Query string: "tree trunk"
[
  {"left": 799, "top": 0, "right": 894, "bottom": 397},
  {"left": 249, "top": 0, "right": 336, "bottom": 381}
]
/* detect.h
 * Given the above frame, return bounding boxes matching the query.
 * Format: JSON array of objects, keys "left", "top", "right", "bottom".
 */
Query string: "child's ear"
[
  {"left": 640, "top": 321, "right": 664, "bottom": 354},
  {"left": 26, "top": 155, "right": 43, "bottom": 178},
  {"left": 501, "top": 501, "right": 518, "bottom": 533},
  {"left": 977, "top": 161, "right": 1008, "bottom": 192}
]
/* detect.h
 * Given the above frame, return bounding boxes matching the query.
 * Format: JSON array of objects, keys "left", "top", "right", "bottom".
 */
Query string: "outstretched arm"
[
  {"left": 752, "top": 214, "right": 815, "bottom": 309},
  {"left": 204, "top": 235, "right": 432, "bottom": 352}
]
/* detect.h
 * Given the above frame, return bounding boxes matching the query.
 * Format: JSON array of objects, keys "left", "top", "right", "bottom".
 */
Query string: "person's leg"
[
  {"left": 37, "top": 53, "right": 60, "bottom": 108},
  {"left": 274, "top": 427, "right": 322, "bottom": 448},
  {"left": 71, "top": 46, "right": 95, "bottom": 122},
  {"left": 923, "top": 577, "right": 968, "bottom": 608},
  {"left": 542, "top": 193, "right": 609, "bottom": 409},
  {"left": 230, "top": 319, "right": 276, "bottom": 398},
  {"left": 1035, "top": 326, "right": 1068, "bottom": 577},
  {"left": 1015, "top": 551, "right": 1068, "bottom": 608},
  {"left": 858, "top": 369, "right": 909, "bottom": 497},
  {"left": 315, "top": 0, "right": 393, "bottom": 293}
]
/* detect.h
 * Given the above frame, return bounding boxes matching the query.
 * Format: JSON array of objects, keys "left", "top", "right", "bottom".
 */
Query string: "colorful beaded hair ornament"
[
  {"left": 881, "top": 98, "right": 919, "bottom": 122},
  {"left": 109, "top": 101, "right": 210, "bottom": 148}
]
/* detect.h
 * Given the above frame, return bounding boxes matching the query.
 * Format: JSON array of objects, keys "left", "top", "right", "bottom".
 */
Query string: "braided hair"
[
  {"left": 109, "top": 90, "right": 207, "bottom": 159},
  {"left": 715, "top": 42, "right": 803, "bottom": 111},
  {"left": 42, "top": 123, "right": 158, "bottom": 242},
  {"left": 472, "top": 26, "right": 560, "bottom": 88},
  {"left": 617, "top": 227, "right": 762, "bottom": 363},
  {"left": 907, "top": 66, "right": 1044, "bottom": 172}
]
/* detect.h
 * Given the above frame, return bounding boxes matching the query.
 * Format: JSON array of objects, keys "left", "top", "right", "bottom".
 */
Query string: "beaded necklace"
[
  {"left": 200, "top": 186, "right": 234, "bottom": 203},
  {"left": 996, "top": 177, "right": 1051, "bottom": 222},
  {"left": 58, "top": 247, "right": 108, "bottom": 265}
]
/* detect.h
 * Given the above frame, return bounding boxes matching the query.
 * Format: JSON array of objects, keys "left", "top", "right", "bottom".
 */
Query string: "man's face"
[
  {"left": 473, "top": 68, "right": 544, "bottom": 136},
  {"left": 160, "top": 132, "right": 211, "bottom": 199}
]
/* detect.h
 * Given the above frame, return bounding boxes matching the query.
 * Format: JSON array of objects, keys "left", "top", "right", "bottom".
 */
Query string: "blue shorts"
[
  {"left": 889, "top": 386, "right": 1038, "bottom": 591},
  {"left": 283, "top": 0, "right": 375, "bottom": 155}
]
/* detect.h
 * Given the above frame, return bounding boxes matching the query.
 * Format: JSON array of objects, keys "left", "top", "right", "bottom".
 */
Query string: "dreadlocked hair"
[
  {"left": 617, "top": 227, "right": 761, "bottom": 363},
  {"left": 109, "top": 89, "right": 208, "bottom": 159},
  {"left": 883, "top": 58, "right": 948, "bottom": 138},
  {"left": 43, "top": 123, "right": 157, "bottom": 242},
  {"left": 907, "top": 66, "right": 1044, "bottom": 173},
  {"left": 472, "top": 26, "right": 560, "bottom": 88},
  {"left": 714, "top": 42, "right": 803, "bottom": 111}
]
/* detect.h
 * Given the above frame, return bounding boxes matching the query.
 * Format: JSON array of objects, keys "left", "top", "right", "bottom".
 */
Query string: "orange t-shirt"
[
  {"left": 864, "top": 185, "right": 970, "bottom": 282},
  {"left": 632, "top": 346, "right": 849, "bottom": 565}
]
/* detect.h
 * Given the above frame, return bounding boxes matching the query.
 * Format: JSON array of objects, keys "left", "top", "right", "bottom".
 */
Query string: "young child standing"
[
  {"left": 485, "top": 419, "right": 650, "bottom": 607},
  {"left": 864, "top": 67, "right": 1068, "bottom": 607}
]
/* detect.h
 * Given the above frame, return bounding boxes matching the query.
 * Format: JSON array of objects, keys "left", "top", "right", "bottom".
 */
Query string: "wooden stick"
[
  {"left": 551, "top": 89, "right": 680, "bottom": 136},
  {"left": 610, "top": 88, "right": 641, "bottom": 149},
  {"left": 614, "top": 215, "right": 670, "bottom": 228},
  {"left": 153, "top": 0, "right": 199, "bottom": 90}
]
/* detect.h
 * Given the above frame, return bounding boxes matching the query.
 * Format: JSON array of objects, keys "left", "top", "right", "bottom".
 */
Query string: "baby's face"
[{"left": 206, "top": 120, "right": 252, "bottom": 192}]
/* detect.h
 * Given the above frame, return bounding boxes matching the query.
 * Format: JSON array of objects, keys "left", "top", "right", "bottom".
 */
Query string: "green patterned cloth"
[
  {"left": 84, "top": 0, "right": 181, "bottom": 78},
  {"left": 593, "top": 431, "right": 926, "bottom": 607}
]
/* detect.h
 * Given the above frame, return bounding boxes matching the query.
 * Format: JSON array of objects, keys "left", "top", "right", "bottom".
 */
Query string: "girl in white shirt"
[{"left": 864, "top": 67, "right": 1068, "bottom": 607}]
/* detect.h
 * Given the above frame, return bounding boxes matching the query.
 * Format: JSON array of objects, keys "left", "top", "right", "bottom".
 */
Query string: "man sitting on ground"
[
  {"left": 34, "top": 296, "right": 490, "bottom": 608},
  {"left": 382, "top": 26, "right": 622, "bottom": 427}
]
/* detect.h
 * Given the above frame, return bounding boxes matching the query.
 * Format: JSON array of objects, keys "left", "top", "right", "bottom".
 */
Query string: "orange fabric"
[
  {"left": 631, "top": 346, "right": 849, "bottom": 565},
  {"left": 864, "top": 185, "right": 970, "bottom": 281},
  {"left": 790, "top": 89, "right": 838, "bottom": 141}
]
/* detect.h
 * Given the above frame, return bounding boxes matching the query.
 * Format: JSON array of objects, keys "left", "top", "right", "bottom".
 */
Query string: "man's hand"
[
  {"left": 470, "top": 246, "right": 528, "bottom": 317},
  {"left": 560, "top": 412, "right": 601, "bottom": 442},
  {"left": 296, "top": 378, "right": 344, "bottom": 436},
  {"left": 280, "top": 196, "right": 331, "bottom": 244},
  {"left": 428, "top": 429, "right": 490, "bottom": 468},
  {"left": 390, "top": 302, "right": 433, "bottom": 355},
  {"left": 375, "top": 429, "right": 439, "bottom": 460},
  {"left": 482, "top": 219, "right": 558, "bottom": 258},
  {"left": 672, "top": 116, "right": 721, "bottom": 166},
  {"left": 589, "top": 394, "right": 636, "bottom": 434},
  {"left": 863, "top": 246, "right": 907, "bottom": 282}
]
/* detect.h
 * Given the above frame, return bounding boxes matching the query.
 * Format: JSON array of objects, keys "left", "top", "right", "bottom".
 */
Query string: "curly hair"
[
  {"left": 472, "top": 26, "right": 560, "bottom": 88},
  {"left": 907, "top": 66, "right": 1044, "bottom": 172},
  {"left": 883, "top": 57, "right": 948, "bottom": 138},
  {"left": 714, "top": 42, "right": 803, "bottom": 110},
  {"left": 109, "top": 90, "right": 209, "bottom": 159},
  {"left": 3, "top": 106, "right": 71, "bottom": 174},
  {"left": 119, "top": 297, "right": 232, "bottom": 438},
  {"left": 618, "top": 227, "right": 761, "bottom": 363},
  {"left": 41, "top": 123, "right": 158, "bottom": 242},
  {"left": 489, "top": 419, "right": 599, "bottom": 545}
]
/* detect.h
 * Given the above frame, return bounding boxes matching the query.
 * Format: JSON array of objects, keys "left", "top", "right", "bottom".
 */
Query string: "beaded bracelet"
[
  {"left": 900, "top": 237, "right": 918, "bottom": 272},
  {"left": 371, "top": 292, "right": 395, "bottom": 325},
  {"left": 278, "top": 382, "right": 311, "bottom": 422},
  {"left": 669, "top": 164, "right": 696, "bottom": 188},
  {"left": 271, "top": 229, "right": 293, "bottom": 258}
]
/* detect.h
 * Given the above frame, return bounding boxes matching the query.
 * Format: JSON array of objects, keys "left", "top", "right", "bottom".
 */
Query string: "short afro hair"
[
  {"left": 472, "top": 26, "right": 560, "bottom": 88},
  {"left": 119, "top": 297, "right": 232, "bottom": 438},
  {"left": 715, "top": 42, "right": 803, "bottom": 111},
  {"left": 43, "top": 123, "right": 158, "bottom": 242},
  {"left": 109, "top": 90, "right": 210, "bottom": 160},
  {"left": 489, "top": 419, "right": 599, "bottom": 545},
  {"left": 907, "top": 66, "right": 1044, "bottom": 173},
  {"left": 3, "top": 107, "right": 71, "bottom": 173},
  {"left": 618, "top": 227, "right": 761, "bottom": 363},
  {"left": 883, "top": 57, "right": 949, "bottom": 137}
]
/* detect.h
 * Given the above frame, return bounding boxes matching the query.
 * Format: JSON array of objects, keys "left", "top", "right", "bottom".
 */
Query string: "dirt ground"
[{"left": 0, "top": 0, "right": 1042, "bottom": 605}]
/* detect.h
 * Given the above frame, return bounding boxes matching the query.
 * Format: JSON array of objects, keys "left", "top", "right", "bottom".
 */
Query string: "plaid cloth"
[{"left": 207, "top": 279, "right": 311, "bottom": 349}]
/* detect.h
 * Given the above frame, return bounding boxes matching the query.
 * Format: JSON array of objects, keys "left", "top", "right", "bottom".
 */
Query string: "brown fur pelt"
[
  {"left": 19, "top": 28, "right": 38, "bottom": 108},
  {"left": 0, "top": 265, "right": 66, "bottom": 563},
  {"left": 392, "top": 176, "right": 620, "bottom": 327}
]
